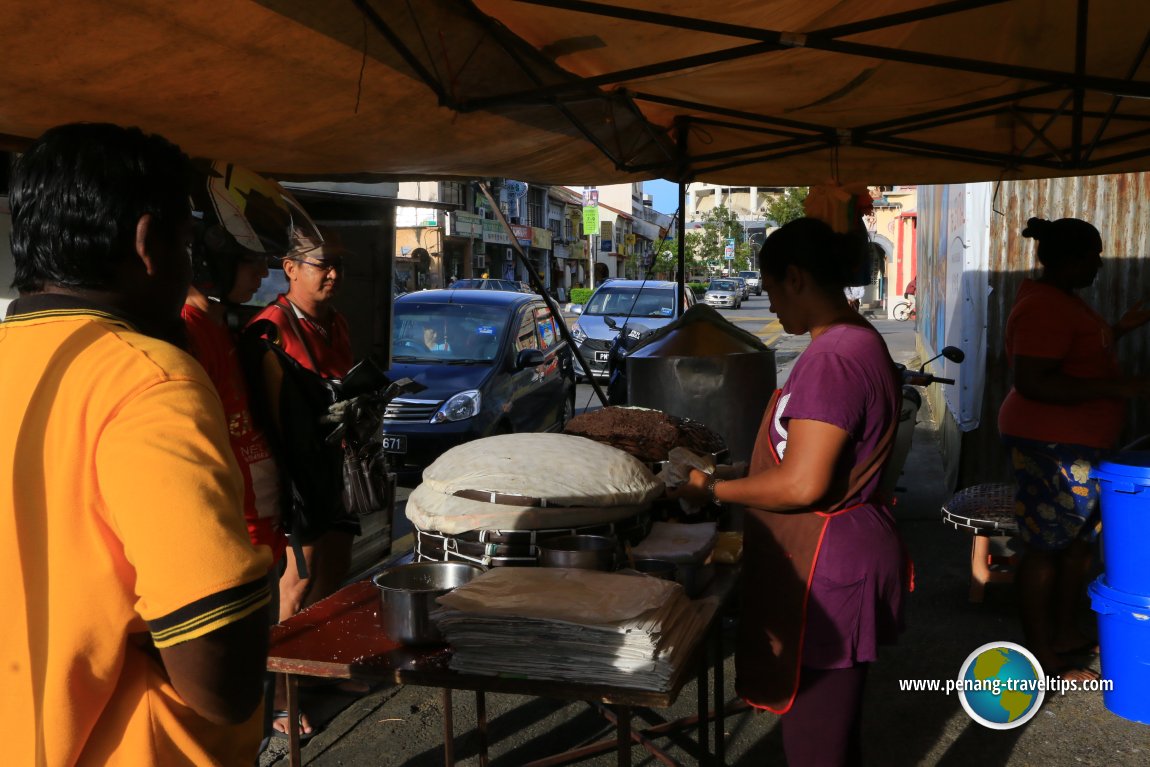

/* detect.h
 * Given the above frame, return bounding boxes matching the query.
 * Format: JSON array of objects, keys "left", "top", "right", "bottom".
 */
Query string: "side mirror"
[
  {"left": 516, "top": 348, "right": 545, "bottom": 370},
  {"left": 571, "top": 304, "right": 583, "bottom": 315},
  {"left": 941, "top": 345, "right": 966, "bottom": 364},
  {"left": 919, "top": 345, "right": 966, "bottom": 372}
]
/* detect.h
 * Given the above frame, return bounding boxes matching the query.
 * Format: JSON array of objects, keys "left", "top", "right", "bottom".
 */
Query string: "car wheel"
[{"left": 560, "top": 392, "right": 575, "bottom": 427}]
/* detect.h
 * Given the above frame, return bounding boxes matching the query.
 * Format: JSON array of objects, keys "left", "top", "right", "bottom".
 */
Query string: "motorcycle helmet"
[{"left": 189, "top": 160, "right": 323, "bottom": 301}]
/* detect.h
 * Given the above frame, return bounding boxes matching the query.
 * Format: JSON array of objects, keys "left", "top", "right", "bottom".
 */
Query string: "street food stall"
[{"left": 6, "top": 1, "right": 1150, "bottom": 763}]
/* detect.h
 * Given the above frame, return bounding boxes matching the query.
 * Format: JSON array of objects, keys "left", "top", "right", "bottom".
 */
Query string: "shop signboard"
[
  {"left": 449, "top": 211, "right": 484, "bottom": 237},
  {"left": 531, "top": 227, "right": 552, "bottom": 250},
  {"left": 482, "top": 219, "right": 512, "bottom": 245},
  {"left": 511, "top": 223, "right": 533, "bottom": 246}
]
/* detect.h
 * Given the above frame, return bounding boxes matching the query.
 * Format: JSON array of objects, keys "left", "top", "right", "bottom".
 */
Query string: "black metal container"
[{"left": 625, "top": 306, "right": 776, "bottom": 465}]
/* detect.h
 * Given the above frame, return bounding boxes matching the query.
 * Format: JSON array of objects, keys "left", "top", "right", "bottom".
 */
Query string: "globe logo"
[{"left": 956, "top": 642, "right": 1046, "bottom": 729}]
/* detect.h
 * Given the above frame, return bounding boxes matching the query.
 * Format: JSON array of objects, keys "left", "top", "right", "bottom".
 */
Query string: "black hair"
[
  {"left": 9, "top": 122, "right": 191, "bottom": 292},
  {"left": 759, "top": 217, "right": 870, "bottom": 290},
  {"left": 1021, "top": 217, "right": 1102, "bottom": 268}
]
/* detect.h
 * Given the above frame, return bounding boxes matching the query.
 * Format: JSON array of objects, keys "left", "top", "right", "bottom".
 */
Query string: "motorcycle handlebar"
[{"left": 901, "top": 371, "right": 955, "bottom": 387}]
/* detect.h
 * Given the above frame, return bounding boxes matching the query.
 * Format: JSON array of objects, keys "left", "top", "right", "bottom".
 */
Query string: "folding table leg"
[
  {"left": 616, "top": 705, "right": 632, "bottom": 767},
  {"left": 286, "top": 675, "right": 301, "bottom": 767},
  {"left": 442, "top": 688, "right": 454, "bottom": 766},
  {"left": 475, "top": 691, "right": 489, "bottom": 767},
  {"left": 696, "top": 651, "right": 709, "bottom": 755},
  {"left": 714, "top": 629, "right": 726, "bottom": 765}
]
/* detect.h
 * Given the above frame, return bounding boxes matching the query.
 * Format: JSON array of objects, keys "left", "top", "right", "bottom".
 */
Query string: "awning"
[{"left": 1, "top": 1, "right": 1149, "bottom": 186}]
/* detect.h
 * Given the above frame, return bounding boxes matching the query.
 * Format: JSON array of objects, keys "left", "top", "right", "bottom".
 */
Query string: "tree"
[
  {"left": 691, "top": 205, "right": 754, "bottom": 275},
  {"left": 764, "top": 187, "right": 808, "bottom": 227}
]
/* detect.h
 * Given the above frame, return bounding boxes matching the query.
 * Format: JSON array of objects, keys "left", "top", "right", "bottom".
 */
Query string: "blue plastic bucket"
[
  {"left": 1088, "top": 577, "right": 1150, "bottom": 724},
  {"left": 1091, "top": 451, "right": 1150, "bottom": 595}
]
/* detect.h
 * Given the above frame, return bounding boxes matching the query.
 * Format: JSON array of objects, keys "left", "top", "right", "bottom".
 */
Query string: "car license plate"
[
  {"left": 381, "top": 434, "right": 407, "bottom": 454},
  {"left": 594, "top": 351, "right": 610, "bottom": 362}
]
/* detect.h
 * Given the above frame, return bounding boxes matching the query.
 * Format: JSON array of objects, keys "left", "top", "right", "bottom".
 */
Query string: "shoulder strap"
[{"left": 271, "top": 299, "right": 321, "bottom": 372}]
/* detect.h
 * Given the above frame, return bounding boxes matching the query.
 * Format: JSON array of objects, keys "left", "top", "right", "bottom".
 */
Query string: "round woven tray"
[{"left": 941, "top": 482, "right": 1018, "bottom": 536}]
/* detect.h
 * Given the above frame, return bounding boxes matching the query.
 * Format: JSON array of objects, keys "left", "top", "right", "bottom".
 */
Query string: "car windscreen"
[
  {"left": 392, "top": 303, "right": 509, "bottom": 362},
  {"left": 709, "top": 281, "right": 737, "bottom": 291},
  {"left": 739, "top": 271, "right": 759, "bottom": 279},
  {"left": 584, "top": 286, "right": 675, "bottom": 318}
]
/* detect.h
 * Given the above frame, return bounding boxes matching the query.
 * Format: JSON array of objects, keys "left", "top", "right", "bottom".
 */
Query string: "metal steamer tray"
[{"left": 414, "top": 512, "right": 651, "bottom": 568}]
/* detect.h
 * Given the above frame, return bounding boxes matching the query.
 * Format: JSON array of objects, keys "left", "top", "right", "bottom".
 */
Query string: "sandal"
[
  {"left": 271, "top": 709, "right": 315, "bottom": 741},
  {"left": 1049, "top": 664, "right": 1100, "bottom": 683}
]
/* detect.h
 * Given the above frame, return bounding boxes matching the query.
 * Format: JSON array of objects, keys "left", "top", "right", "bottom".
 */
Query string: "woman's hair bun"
[{"left": 1021, "top": 217, "right": 1049, "bottom": 240}]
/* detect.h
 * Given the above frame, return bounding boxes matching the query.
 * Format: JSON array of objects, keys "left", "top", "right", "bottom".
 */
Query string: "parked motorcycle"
[
  {"left": 878, "top": 345, "right": 965, "bottom": 499},
  {"left": 603, "top": 316, "right": 657, "bottom": 406},
  {"left": 323, "top": 360, "right": 425, "bottom": 517}
]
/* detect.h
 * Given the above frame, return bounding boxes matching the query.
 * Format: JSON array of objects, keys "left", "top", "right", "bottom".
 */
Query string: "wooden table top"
[{"left": 267, "top": 565, "right": 737, "bottom": 708}]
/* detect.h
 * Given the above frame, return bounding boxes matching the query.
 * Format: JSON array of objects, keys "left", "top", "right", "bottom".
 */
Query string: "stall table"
[{"left": 267, "top": 565, "right": 738, "bottom": 767}]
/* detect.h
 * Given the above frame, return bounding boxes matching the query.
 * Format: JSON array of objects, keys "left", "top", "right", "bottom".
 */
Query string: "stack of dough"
[{"left": 406, "top": 433, "right": 664, "bottom": 534}]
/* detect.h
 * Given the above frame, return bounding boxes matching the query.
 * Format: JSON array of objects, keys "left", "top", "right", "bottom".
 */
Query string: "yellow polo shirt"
[{"left": 1, "top": 303, "right": 273, "bottom": 766}]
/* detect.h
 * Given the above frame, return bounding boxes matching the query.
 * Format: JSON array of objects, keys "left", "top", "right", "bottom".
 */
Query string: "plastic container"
[
  {"left": 1088, "top": 577, "right": 1150, "bottom": 724},
  {"left": 1091, "top": 451, "right": 1150, "bottom": 595}
]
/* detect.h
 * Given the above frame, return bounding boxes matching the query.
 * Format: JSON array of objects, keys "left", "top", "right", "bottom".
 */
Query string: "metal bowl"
[
  {"left": 538, "top": 534, "right": 618, "bottom": 571},
  {"left": 372, "top": 562, "right": 484, "bottom": 645}
]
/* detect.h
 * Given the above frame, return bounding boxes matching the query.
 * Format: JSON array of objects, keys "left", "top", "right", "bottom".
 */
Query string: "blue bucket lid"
[
  {"left": 1092, "top": 450, "right": 1150, "bottom": 481},
  {"left": 1088, "top": 576, "right": 1150, "bottom": 611}
]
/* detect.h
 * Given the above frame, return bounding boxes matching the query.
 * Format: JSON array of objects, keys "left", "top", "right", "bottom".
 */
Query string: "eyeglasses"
[{"left": 291, "top": 256, "right": 344, "bottom": 273}]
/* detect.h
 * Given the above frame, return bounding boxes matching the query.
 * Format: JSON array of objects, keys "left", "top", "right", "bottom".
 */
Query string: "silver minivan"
[{"left": 569, "top": 279, "right": 694, "bottom": 379}]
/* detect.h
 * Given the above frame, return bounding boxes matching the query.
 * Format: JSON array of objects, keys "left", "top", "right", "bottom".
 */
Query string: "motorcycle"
[
  {"left": 603, "top": 316, "right": 657, "bottom": 406},
  {"left": 878, "top": 345, "right": 966, "bottom": 499}
]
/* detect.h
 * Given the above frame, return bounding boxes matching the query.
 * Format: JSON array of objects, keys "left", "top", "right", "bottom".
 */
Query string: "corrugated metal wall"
[{"left": 957, "top": 172, "right": 1150, "bottom": 486}]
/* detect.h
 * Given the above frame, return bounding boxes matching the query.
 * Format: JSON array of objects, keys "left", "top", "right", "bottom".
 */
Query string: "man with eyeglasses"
[{"left": 245, "top": 232, "right": 358, "bottom": 627}]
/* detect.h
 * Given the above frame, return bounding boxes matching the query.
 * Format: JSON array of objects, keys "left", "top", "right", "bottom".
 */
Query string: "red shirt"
[
  {"left": 182, "top": 304, "right": 286, "bottom": 561},
  {"left": 998, "top": 279, "right": 1123, "bottom": 448},
  {"left": 250, "top": 295, "right": 352, "bottom": 379}
]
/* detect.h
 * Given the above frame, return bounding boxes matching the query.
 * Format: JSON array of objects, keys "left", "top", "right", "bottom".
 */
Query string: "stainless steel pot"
[
  {"left": 372, "top": 561, "right": 484, "bottom": 645},
  {"left": 538, "top": 534, "right": 618, "bottom": 570}
]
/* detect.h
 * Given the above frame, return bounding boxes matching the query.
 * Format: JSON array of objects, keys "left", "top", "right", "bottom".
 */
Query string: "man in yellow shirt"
[{"left": 1, "top": 123, "right": 273, "bottom": 765}]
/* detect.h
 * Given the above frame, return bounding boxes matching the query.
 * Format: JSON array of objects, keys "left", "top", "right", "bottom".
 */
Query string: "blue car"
[{"left": 382, "top": 289, "right": 575, "bottom": 485}]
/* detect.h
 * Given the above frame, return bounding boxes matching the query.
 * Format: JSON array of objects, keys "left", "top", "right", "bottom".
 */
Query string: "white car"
[{"left": 739, "top": 270, "right": 762, "bottom": 296}]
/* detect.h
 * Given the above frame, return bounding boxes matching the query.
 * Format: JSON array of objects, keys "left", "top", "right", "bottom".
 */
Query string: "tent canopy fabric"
[{"left": 2, "top": 0, "right": 1150, "bottom": 186}]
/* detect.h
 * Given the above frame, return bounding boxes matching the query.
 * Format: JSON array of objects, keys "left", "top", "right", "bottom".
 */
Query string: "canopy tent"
[{"left": 2, "top": 0, "right": 1150, "bottom": 187}]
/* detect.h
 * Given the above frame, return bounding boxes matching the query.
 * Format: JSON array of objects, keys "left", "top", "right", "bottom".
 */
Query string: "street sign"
[{"left": 582, "top": 205, "right": 600, "bottom": 234}]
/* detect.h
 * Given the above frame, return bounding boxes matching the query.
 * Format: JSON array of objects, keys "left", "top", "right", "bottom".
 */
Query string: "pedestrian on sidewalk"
[
  {"left": 998, "top": 216, "right": 1150, "bottom": 680},
  {"left": 673, "top": 217, "right": 905, "bottom": 767}
]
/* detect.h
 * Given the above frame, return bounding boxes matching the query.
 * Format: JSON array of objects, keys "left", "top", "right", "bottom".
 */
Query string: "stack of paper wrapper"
[{"left": 431, "top": 568, "right": 713, "bottom": 691}]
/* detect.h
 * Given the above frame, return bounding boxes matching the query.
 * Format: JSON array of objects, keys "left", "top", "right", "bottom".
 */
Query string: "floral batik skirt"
[{"left": 1001, "top": 435, "right": 1104, "bottom": 551}]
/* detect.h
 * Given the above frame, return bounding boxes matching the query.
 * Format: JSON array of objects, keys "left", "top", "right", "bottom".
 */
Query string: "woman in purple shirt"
[{"left": 677, "top": 218, "right": 905, "bottom": 766}]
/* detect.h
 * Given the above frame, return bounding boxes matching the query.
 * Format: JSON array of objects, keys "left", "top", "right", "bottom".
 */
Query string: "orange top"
[
  {"left": 1, "top": 301, "right": 272, "bottom": 766},
  {"left": 998, "top": 279, "right": 1124, "bottom": 448},
  {"left": 183, "top": 303, "right": 286, "bottom": 562}
]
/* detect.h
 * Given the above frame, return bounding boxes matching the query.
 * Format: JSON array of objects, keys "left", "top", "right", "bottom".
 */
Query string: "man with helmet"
[
  {"left": 184, "top": 160, "right": 316, "bottom": 569},
  {"left": 186, "top": 162, "right": 339, "bottom": 740}
]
